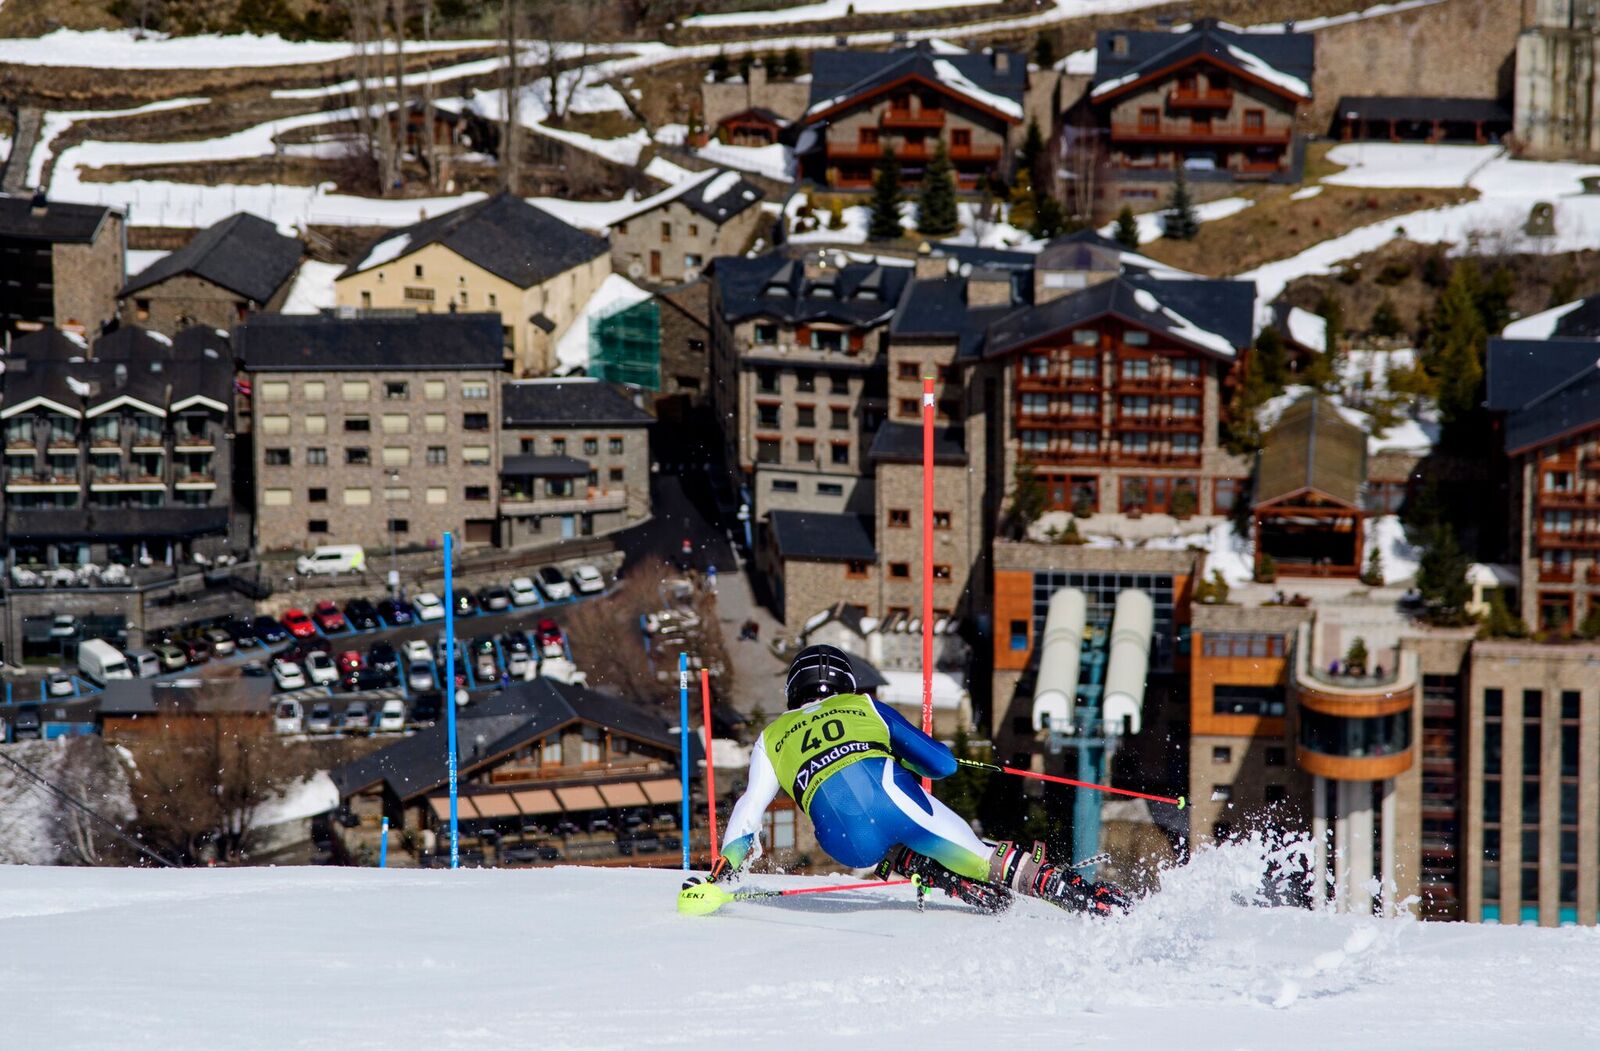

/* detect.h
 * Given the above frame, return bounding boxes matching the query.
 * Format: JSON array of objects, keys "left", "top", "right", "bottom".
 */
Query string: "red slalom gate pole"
[
  {"left": 743, "top": 879, "right": 913, "bottom": 902},
  {"left": 699, "top": 667, "right": 719, "bottom": 860},
  {"left": 920, "top": 375, "right": 935, "bottom": 791},
  {"left": 958, "top": 759, "right": 1187, "bottom": 809}
]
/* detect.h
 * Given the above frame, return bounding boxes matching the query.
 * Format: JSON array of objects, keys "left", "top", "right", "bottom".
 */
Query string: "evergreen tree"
[
  {"left": 708, "top": 51, "right": 729, "bottom": 82},
  {"left": 1479, "top": 589, "right": 1529, "bottom": 639},
  {"left": 868, "top": 148, "right": 903, "bottom": 241},
  {"left": 1031, "top": 194, "right": 1065, "bottom": 239},
  {"left": 916, "top": 139, "right": 959, "bottom": 237},
  {"left": 1343, "top": 637, "right": 1369, "bottom": 675},
  {"left": 1426, "top": 262, "right": 1488, "bottom": 426},
  {"left": 1020, "top": 118, "right": 1044, "bottom": 188},
  {"left": 1033, "top": 33, "right": 1056, "bottom": 67},
  {"left": 1300, "top": 292, "right": 1343, "bottom": 393},
  {"left": 1112, "top": 205, "right": 1140, "bottom": 250},
  {"left": 781, "top": 44, "right": 803, "bottom": 78},
  {"left": 1254, "top": 325, "right": 1289, "bottom": 391},
  {"left": 737, "top": 53, "right": 753, "bottom": 82},
  {"left": 1476, "top": 264, "right": 1516, "bottom": 334},
  {"left": 1415, "top": 523, "right": 1474, "bottom": 626},
  {"left": 1007, "top": 168, "right": 1036, "bottom": 231},
  {"left": 1360, "top": 544, "right": 1385, "bottom": 587},
  {"left": 1005, "top": 461, "right": 1048, "bottom": 537},
  {"left": 1162, "top": 167, "right": 1199, "bottom": 240},
  {"left": 1370, "top": 297, "right": 1403, "bottom": 339},
  {"left": 1578, "top": 603, "right": 1600, "bottom": 640}
]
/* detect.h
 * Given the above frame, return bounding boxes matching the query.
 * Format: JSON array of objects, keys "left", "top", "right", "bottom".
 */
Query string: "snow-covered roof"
[
  {"left": 1224, "top": 42, "right": 1310, "bottom": 99},
  {"left": 1502, "top": 299, "right": 1585, "bottom": 340},
  {"left": 874, "top": 669, "right": 968, "bottom": 712},
  {"left": 930, "top": 58, "right": 1023, "bottom": 120}
]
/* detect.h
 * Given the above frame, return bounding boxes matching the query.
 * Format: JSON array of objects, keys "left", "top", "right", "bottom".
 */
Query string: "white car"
[
  {"left": 343, "top": 701, "right": 371, "bottom": 731},
  {"left": 401, "top": 639, "right": 433, "bottom": 665},
  {"left": 272, "top": 659, "right": 307, "bottom": 691},
  {"left": 305, "top": 650, "right": 338, "bottom": 686},
  {"left": 413, "top": 592, "right": 445, "bottom": 622},
  {"left": 571, "top": 564, "right": 605, "bottom": 594},
  {"left": 378, "top": 698, "right": 406, "bottom": 732},
  {"left": 537, "top": 566, "right": 573, "bottom": 601},
  {"left": 273, "top": 699, "right": 303, "bottom": 735},
  {"left": 506, "top": 648, "right": 532, "bottom": 679},
  {"left": 508, "top": 577, "right": 540, "bottom": 607}
]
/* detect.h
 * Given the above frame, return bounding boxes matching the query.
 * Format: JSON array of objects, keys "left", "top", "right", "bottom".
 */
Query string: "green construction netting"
[{"left": 589, "top": 297, "right": 660, "bottom": 391}]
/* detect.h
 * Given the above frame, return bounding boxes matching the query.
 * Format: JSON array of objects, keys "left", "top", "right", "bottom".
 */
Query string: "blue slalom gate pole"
[
  {"left": 379, "top": 815, "right": 389, "bottom": 868},
  {"left": 679, "top": 652, "right": 690, "bottom": 871},
  {"left": 444, "top": 530, "right": 459, "bottom": 871}
]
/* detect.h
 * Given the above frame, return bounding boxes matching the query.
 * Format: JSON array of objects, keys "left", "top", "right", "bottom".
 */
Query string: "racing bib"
[{"left": 762, "top": 694, "right": 891, "bottom": 811}]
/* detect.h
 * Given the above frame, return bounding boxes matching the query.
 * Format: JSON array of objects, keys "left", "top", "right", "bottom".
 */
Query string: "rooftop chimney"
[
  {"left": 915, "top": 243, "right": 949, "bottom": 280},
  {"left": 993, "top": 50, "right": 1010, "bottom": 76}
]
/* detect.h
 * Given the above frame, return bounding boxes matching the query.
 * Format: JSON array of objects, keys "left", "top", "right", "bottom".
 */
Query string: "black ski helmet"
[{"left": 785, "top": 644, "right": 857, "bottom": 709}]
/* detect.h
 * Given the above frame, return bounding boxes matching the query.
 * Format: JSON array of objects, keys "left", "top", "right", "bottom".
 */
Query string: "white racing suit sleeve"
[{"left": 718, "top": 730, "right": 780, "bottom": 869}]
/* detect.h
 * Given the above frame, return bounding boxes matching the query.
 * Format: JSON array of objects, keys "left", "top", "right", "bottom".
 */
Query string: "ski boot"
[
  {"left": 989, "top": 840, "right": 1132, "bottom": 917},
  {"left": 874, "top": 846, "right": 1013, "bottom": 914}
]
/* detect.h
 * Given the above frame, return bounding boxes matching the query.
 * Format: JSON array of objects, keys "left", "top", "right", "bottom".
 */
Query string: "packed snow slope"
[{"left": 4, "top": 843, "right": 1598, "bottom": 1049}]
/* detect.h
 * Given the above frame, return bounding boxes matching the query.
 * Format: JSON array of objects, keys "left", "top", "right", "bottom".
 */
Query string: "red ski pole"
[{"left": 958, "top": 758, "right": 1187, "bottom": 809}]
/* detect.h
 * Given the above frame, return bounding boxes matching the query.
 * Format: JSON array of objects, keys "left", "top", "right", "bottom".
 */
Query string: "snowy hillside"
[{"left": 5, "top": 843, "right": 1598, "bottom": 1049}]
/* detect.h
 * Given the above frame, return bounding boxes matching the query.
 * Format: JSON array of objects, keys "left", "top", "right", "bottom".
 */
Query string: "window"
[
  {"left": 260, "top": 415, "right": 290, "bottom": 435},
  {"left": 1138, "top": 107, "right": 1159, "bottom": 131},
  {"left": 1172, "top": 396, "right": 1199, "bottom": 418},
  {"left": 846, "top": 561, "right": 870, "bottom": 579},
  {"left": 426, "top": 487, "right": 448, "bottom": 504},
  {"left": 424, "top": 413, "right": 447, "bottom": 433},
  {"left": 342, "top": 380, "right": 370, "bottom": 401},
  {"left": 306, "top": 448, "right": 328, "bottom": 466},
  {"left": 951, "top": 128, "right": 970, "bottom": 150},
  {"left": 796, "top": 405, "right": 816, "bottom": 428},
  {"left": 1010, "top": 619, "right": 1029, "bottom": 651},
  {"left": 890, "top": 562, "right": 911, "bottom": 579},
  {"left": 810, "top": 329, "right": 843, "bottom": 352},
  {"left": 817, "top": 482, "right": 843, "bottom": 496},
  {"left": 385, "top": 381, "right": 409, "bottom": 400},
  {"left": 1264, "top": 785, "right": 1288, "bottom": 804},
  {"left": 345, "top": 447, "right": 371, "bottom": 466},
  {"left": 1068, "top": 393, "right": 1097, "bottom": 415},
  {"left": 260, "top": 381, "right": 289, "bottom": 402},
  {"left": 426, "top": 446, "right": 448, "bottom": 465},
  {"left": 756, "top": 438, "right": 781, "bottom": 464},
  {"left": 384, "top": 487, "right": 410, "bottom": 502},
  {"left": 897, "top": 362, "right": 919, "bottom": 381},
  {"left": 462, "top": 382, "right": 489, "bottom": 400},
  {"left": 1072, "top": 329, "right": 1098, "bottom": 346},
  {"left": 1211, "top": 785, "right": 1232, "bottom": 802},
  {"left": 388, "top": 518, "right": 410, "bottom": 534},
  {"left": 796, "top": 440, "right": 816, "bottom": 463},
  {"left": 463, "top": 445, "right": 491, "bottom": 465},
  {"left": 1022, "top": 393, "right": 1049, "bottom": 415},
  {"left": 660, "top": 221, "right": 672, "bottom": 243},
  {"left": 1171, "top": 358, "right": 1199, "bottom": 379},
  {"left": 933, "top": 511, "right": 951, "bottom": 530},
  {"left": 305, "top": 414, "right": 327, "bottom": 435},
  {"left": 262, "top": 488, "right": 292, "bottom": 507},
  {"left": 1122, "top": 432, "right": 1151, "bottom": 453},
  {"left": 583, "top": 437, "right": 599, "bottom": 456},
  {"left": 757, "top": 403, "right": 781, "bottom": 427},
  {"left": 1244, "top": 109, "right": 1264, "bottom": 134},
  {"left": 1121, "top": 358, "right": 1150, "bottom": 380},
  {"left": 551, "top": 437, "right": 566, "bottom": 454},
  {"left": 859, "top": 127, "right": 880, "bottom": 146},
  {"left": 1172, "top": 432, "right": 1200, "bottom": 455},
  {"left": 830, "top": 374, "right": 849, "bottom": 394},
  {"left": 414, "top": 263, "right": 424, "bottom": 278},
  {"left": 1200, "top": 632, "right": 1286, "bottom": 657},
  {"left": 1212, "top": 684, "right": 1286, "bottom": 717},
  {"left": 382, "top": 413, "right": 409, "bottom": 434},
  {"left": 933, "top": 565, "right": 951, "bottom": 581},
  {"left": 889, "top": 508, "right": 911, "bottom": 528},
  {"left": 831, "top": 407, "right": 849, "bottom": 430},
  {"left": 1121, "top": 395, "right": 1151, "bottom": 417},
  {"left": 771, "top": 479, "right": 798, "bottom": 493},
  {"left": 1024, "top": 354, "right": 1050, "bottom": 377},
  {"left": 344, "top": 487, "right": 371, "bottom": 506},
  {"left": 465, "top": 486, "right": 490, "bottom": 501},
  {"left": 308, "top": 519, "right": 328, "bottom": 534},
  {"left": 1020, "top": 429, "right": 1050, "bottom": 452},
  {"left": 463, "top": 413, "right": 489, "bottom": 431},
  {"left": 831, "top": 442, "right": 849, "bottom": 465},
  {"left": 265, "top": 448, "right": 291, "bottom": 466},
  {"left": 382, "top": 446, "right": 411, "bottom": 467},
  {"left": 1212, "top": 746, "right": 1233, "bottom": 763},
  {"left": 753, "top": 324, "right": 778, "bottom": 345},
  {"left": 609, "top": 437, "right": 624, "bottom": 454},
  {"left": 795, "top": 369, "right": 816, "bottom": 393},
  {"left": 345, "top": 416, "right": 370, "bottom": 433},
  {"left": 609, "top": 466, "right": 624, "bottom": 482},
  {"left": 424, "top": 380, "right": 446, "bottom": 400},
  {"left": 756, "top": 368, "right": 779, "bottom": 394},
  {"left": 1265, "top": 747, "right": 1286, "bottom": 767},
  {"left": 899, "top": 398, "right": 920, "bottom": 417}
]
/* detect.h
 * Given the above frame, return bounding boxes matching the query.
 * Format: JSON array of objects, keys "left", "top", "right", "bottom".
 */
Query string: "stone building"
[
  {"left": 0, "top": 194, "right": 124, "bottom": 339},
  {"left": 119, "top": 212, "right": 303, "bottom": 336},
  {"left": 1515, "top": 0, "right": 1600, "bottom": 159},
  {"left": 654, "top": 280, "right": 712, "bottom": 420},
  {"left": 334, "top": 193, "right": 610, "bottom": 377},
  {"left": 609, "top": 168, "right": 765, "bottom": 285},
  {"left": 238, "top": 312, "right": 507, "bottom": 551},
  {"left": 701, "top": 60, "right": 812, "bottom": 134},
  {"left": 758, "top": 509, "right": 878, "bottom": 632},
  {"left": 497, "top": 378, "right": 653, "bottom": 547}
]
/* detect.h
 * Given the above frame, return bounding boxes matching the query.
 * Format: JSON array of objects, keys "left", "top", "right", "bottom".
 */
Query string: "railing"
[
  {"left": 1539, "top": 491, "right": 1600, "bottom": 510},
  {"left": 1537, "top": 531, "right": 1600, "bottom": 549},
  {"left": 882, "top": 108, "right": 943, "bottom": 128},
  {"left": 948, "top": 146, "right": 1003, "bottom": 162},
  {"left": 500, "top": 489, "right": 628, "bottom": 517},
  {"left": 1168, "top": 87, "right": 1234, "bottom": 108},
  {"left": 1110, "top": 124, "right": 1292, "bottom": 144}
]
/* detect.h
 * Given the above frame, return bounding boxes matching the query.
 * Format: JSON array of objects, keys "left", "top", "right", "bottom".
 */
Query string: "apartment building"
[
  {"left": 335, "top": 193, "right": 610, "bottom": 377},
  {"left": 0, "top": 194, "right": 124, "bottom": 339},
  {"left": 498, "top": 378, "right": 653, "bottom": 547},
  {"left": 119, "top": 212, "right": 303, "bottom": 336},
  {"left": 238, "top": 312, "right": 506, "bottom": 551},
  {"left": 610, "top": 168, "right": 766, "bottom": 285}
]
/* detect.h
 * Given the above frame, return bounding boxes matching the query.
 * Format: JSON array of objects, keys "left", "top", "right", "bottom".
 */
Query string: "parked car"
[
  {"left": 11, "top": 704, "right": 41, "bottom": 740},
  {"left": 407, "top": 661, "right": 437, "bottom": 692},
  {"left": 571, "top": 563, "right": 605, "bottom": 594},
  {"left": 153, "top": 642, "right": 188, "bottom": 671},
  {"left": 343, "top": 668, "right": 389, "bottom": 693},
  {"left": 46, "top": 671, "right": 75, "bottom": 697},
  {"left": 305, "top": 702, "right": 333, "bottom": 733},
  {"left": 378, "top": 698, "right": 406, "bottom": 732},
  {"left": 343, "top": 701, "right": 371, "bottom": 730},
  {"left": 401, "top": 639, "right": 433, "bottom": 665},
  {"left": 282, "top": 608, "right": 316, "bottom": 639},
  {"left": 344, "top": 598, "right": 380, "bottom": 631},
  {"left": 222, "top": 617, "right": 259, "bottom": 646},
  {"left": 203, "top": 627, "right": 236, "bottom": 657},
  {"left": 296, "top": 544, "right": 366, "bottom": 576},
  {"left": 272, "top": 659, "right": 307, "bottom": 691},
  {"left": 253, "top": 616, "right": 289, "bottom": 644},
  {"left": 273, "top": 698, "right": 303, "bottom": 735},
  {"left": 413, "top": 592, "right": 444, "bottom": 622},
  {"left": 377, "top": 598, "right": 413, "bottom": 626},
  {"left": 479, "top": 586, "right": 512, "bottom": 612},
  {"left": 409, "top": 692, "right": 442, "bottom": 724},
  {"left": 474, "top": 649, "right": 499, "bottom": 683},
  {"left": 535, "top": 619, "right": 565, "bottom": 658},
  {"left": 501, "top": 632, "right": 532, "bottom": 677},
  {"left": 312, "top": 600, "right": 348, "bottom": 634},
  {"left": 502, "top": 843, "right": 561, "bottom": 864},
  {"left": 454, "top": 591, "right": 480, "bottom": 617},
  {"left": 179, "top": 637, "right": 211, "bottom": 665},
  {"left": 508, "top": 577, "right": 540, "bottom": 607},
  {"left": 241, "top": 659, "right": 269, "bottom": 678},
  {"left": 128, "top": 651, "right": 161, "bottom": 678},
  {"left": 366, "top": 640, "right": 399, "bottom": 678},
  {"left": 536, "top": 565, "right": 573, "bottom": 601},
  {"left": 337, "top": 650, "right": 364, "bottom": 676},
  {"left": 49, "top": 614, "right": 78, "bottom": 639},
  {"left": 644, "top": 609, "right": 701, "bottom": 636},
  {"left": 305, "top": 650, "right": 338, "bottom": 687}
]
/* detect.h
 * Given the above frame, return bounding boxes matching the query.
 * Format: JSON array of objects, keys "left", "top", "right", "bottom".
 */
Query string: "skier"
[{"left": 687, "top": 645, "right": 1130, "bottom": 915}]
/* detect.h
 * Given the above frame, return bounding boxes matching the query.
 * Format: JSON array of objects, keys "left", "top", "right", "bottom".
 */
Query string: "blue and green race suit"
[{"left": 718, "top": 694, "right": 992, "bottom": 881}]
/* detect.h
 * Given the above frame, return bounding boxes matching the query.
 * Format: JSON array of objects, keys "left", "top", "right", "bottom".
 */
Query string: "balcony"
[
  {"left": 1112, "top": 449, "right": 1203, "bottom": 466},
  {"left": 1017, "top": 375, "right": 1100, "bottom": 393},
  {"left": 499, "top": 488, "right": 628, "bottom": 517},
  {"left": 174, "top": 472, "right": 217, "bottom": 489},
  {"left": 948, "top": 145, "right": 1003, "bottom": 163},
  {"left": 173, "top": 437, "right": 215, "bottom": 453},
  {"left": 1291, "top": 622, "right": 1416, "bottom": 782},
  {"left": 1110, "top": 123, "right": 1292, "bottom": 145},
  {"left": 1168, "top": 87, "right": 1234, "bottom": 109},
  {"left": 130, "top": 434, "right": 164, "bottom": 451},
  {"left": 1539, "top": 490, "right": 1600, "bottom": 510},
  {"left": 1537, "top": 531, "right": 1600, "bottom": 549},
  {"left": 882, "top": 108, "right": 944, "bottom": 128},
  {"left": 827, "top": 143, "right": 933, "bottom": 162}
]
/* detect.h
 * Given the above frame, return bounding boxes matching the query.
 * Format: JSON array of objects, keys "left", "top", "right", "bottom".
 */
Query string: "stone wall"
[
  {"left": 611, "top": 195, "right": 766, "bottom": 285},
  {"left": 655, "top": 281, "right": 711, "bottom": 416},
  {"left": 777, "top": 556, "right": 875, "bottom": 633},
  {"left": 52, "top": 212, "right": 122, "bottom": 337},
  {"left": 123, "top": 269, "right": 296, "bottom": 338}
]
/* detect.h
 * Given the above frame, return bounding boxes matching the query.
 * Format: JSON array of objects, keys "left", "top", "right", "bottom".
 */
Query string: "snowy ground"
[
  {"left": 683, "top": 0, "right": 1005, "bottom": 28},
  {"left": 5, "top": 844, "right": 1599, "bottom": 1049},
  {"left": 0, "top": 29, "right": 493, "bottom": 68},
  {"left": 1099, "top": 195, "right": 1255, "bottom": 245}
]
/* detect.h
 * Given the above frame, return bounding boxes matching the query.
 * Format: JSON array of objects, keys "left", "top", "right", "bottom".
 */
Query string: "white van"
[
  {"left": 296, "top": 545, "right": 366, "bottom": 576},
  {"left": 127, "top": 651, "right": 161, "bottom": 678},
  {"left": 78, "top": 638, "right": 134, "bottom": 686},
  {"left": 273, "top": 699, "right": 304, "bottom": 735}
]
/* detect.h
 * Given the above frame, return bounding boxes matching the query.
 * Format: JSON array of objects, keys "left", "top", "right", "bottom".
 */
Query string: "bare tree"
[
  {"left": 501, "top": 0, "right": 524, "bottom": 192},
  {"left": 535, "top": 2, "right": 590, "bottom": 125},
  {"left": 420, "top": 0, "right": 442, "bottom": 191},
  {"left": 386, "top": 0, "right": 408, "bottom": 194}
]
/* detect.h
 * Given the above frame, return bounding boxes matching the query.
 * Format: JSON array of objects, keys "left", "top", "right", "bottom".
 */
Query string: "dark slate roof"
[
  {"left": 768, "top": 510, "right": 876, "bottom": 562},
  {"left": 1511, "top": 295, "right": 1600, "bottom": 341},
  {"left": 892, "top": 276, "right": 972, "bottom": 338},
  {"left": 0, "top": 194, "right": 115, "bottom": 243},
  {"left": 983, "top": 275, "right": 1252, "bottom": 359},
  {"left": 805, "top": 45, "right": 1026, "bottom": 120},
  {"left": 1334, "top": 96, "right": 1511, "bottom": 123},
  {"left": 715, "top": 253, "right": 910, "bottom": 327},
  {"left": 329, "top": 678, "right": 685, "bottom": 801},
  {"left": 502, "top": 454, "right": 590, "bottom": 477},
  {"left": 8, "top": 326, "right": 91, "bottom": 363},
  {"left": 342, "top": 192, "right": 608, "bottom": 288},
  {"left": 1487, "top": 338, "right": 1600, "bottom": 453},
  {"left": 0, "top": 323, "right": 233, "bottom": 420},
  {"left": 6, "top": 506, "right": 229, "bottom": 540},
  {"left": 1254, "top": 395, "right": 1365, "bottom": 509},
  {"left": 501, "top": 379, "right": 653, "bottom": 427},
  {"left": 120, "top": 212, "right": 303, "bottom": 304},
  {"left": 236, "top": 312, "right": 506, "bottom": 371},
  {"left": 1092, "top": 19, "right": 1314, "bottom": 101},
  {"left": 620, "top": 169, "right": 765, "bottom": 226},
  {"left": 868, "top": 421, "right": 967, "bottom": 465}
]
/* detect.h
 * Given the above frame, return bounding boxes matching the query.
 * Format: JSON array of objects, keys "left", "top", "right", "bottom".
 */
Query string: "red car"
[
  {"left": 535, "top": 618, "right": 564, "bottom": 657},
  {"left": 313, "top": 600, "right": 348, "bottom": 634},
  {"left": 337, "top": 650, "right": 364, "bottom": 676},
  {"left": 282, "top": 608, "right": 316, "bottom": 638}
]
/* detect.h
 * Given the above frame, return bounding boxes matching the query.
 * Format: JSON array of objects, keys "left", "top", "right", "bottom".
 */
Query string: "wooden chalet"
[{"left": 1252, "top": 396, "right": 1367, "bottom": 578}]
